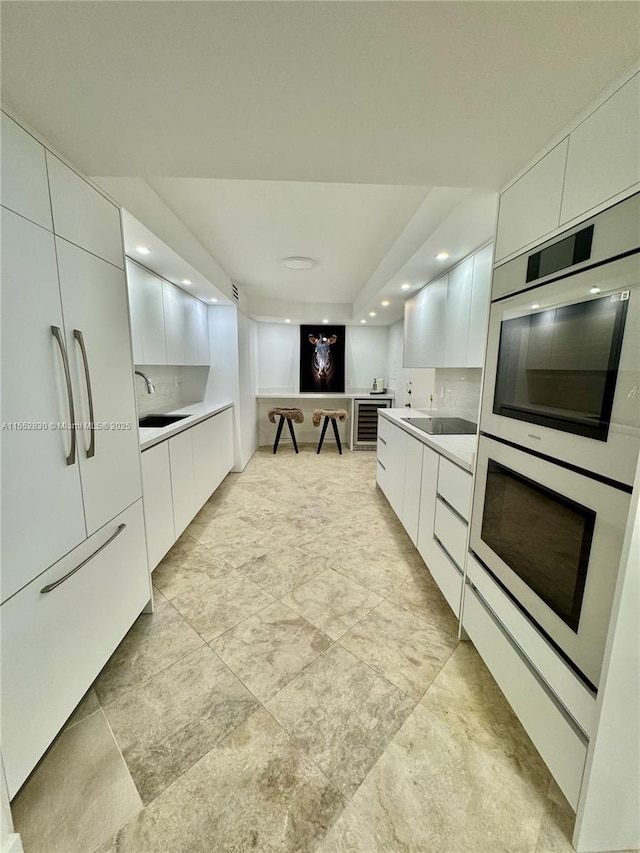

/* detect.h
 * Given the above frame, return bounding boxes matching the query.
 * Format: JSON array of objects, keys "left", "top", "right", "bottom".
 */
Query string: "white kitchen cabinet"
[
  {"left": 376, "top": 415, "right": 405, "bottom": 519},
  {"left": 57, "top": 238, "right": 142, "bottom": 536},
  {"left": 162, "top": 281, "right": 184, "bottom": 365},
  {"left": 1, "top": 500, "right": 149, "bottom": 797},
  {"left": 403, "top": 275, "right": 447, "bottom": 368},
  {"left": 196, "top": 300, "right": 210, "bottom": 365},
  {"left": 1, "top": 112, "right": 52, "bottom": 230},
  {"left": 466, "top": 244, "right": 493, "bottom": 367},
  {"left": 561, "top": 73, "right": 640, "bottom": 225},
  {"left": 401, "top": 430, "right": 424, "bottom": 545},
  {"left": 417, "top": 444, "right": 440, "bottom": 568},
  {"left": 169, "top": 428, "right": 196, "bottom": 537},
  {"left": 443, "top": 258, "right": 473, "bottom": 368},
  {"left": 46, "top": 152, "right": 124, "bottom": 269},
  {"left": 1, "top": 207, "right": 87, "bottom": 602},
  {"left": 192, "top": 415, "right": 219, "bottom": 511},
  {"left": 183, "top": 294, "right": 199, "bottom": 366},
  {"left": 495, "top": 139, "right": 568, "bottom": 262},
  {"left": 126, "top": 260, "right": 167, "bottom": 365},
  {"left": 437, "top": 457, "right": 473, "bottom": 522},
  {"left": 141, "top": 442, "right": 175, "bottom": 571},
  {"left": 434, "top": 498, "right": 467, "bottom": 569}
]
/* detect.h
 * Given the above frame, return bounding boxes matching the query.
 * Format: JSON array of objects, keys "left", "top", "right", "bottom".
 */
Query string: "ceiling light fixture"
[
  {"left": 285, "top": 318, "right": 291, "bottom": 323},
  {"left": 322, "top": 318, "right": 329, "bottom": 324},
  {"left": 282, "top": 257, "right": 315, "bottom": 270},
  {"left": 182, "top": 279, "right": 192, "bottom": 285},
  {"left": 369, "top": 312, "right": 376, "bottom": 317},
  {"left": 400, "top": 283, "right": 411, "bottom": 290},
  {"left": 360, "top": 319, "right": 366, "bottom": 324},
  {"left": 436, "top": 252, "right": 449, "bottom": 261},
  {"left": 381, "top": 300, "right": 390, "bottom": 307},
  {"left": 531, "top": 303, "right": 539, "bottom": 309},
  {"left": 210, "top": 298, "right": 218, "bottom": 303},
  {"left": 136, "top": 246, "right": 150, "bottom": 255},
  {"left": 590, "top": 286, "right": 601, "bottom": 294}
]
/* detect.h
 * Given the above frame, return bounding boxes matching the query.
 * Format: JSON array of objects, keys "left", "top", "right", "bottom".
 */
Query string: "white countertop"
[
  {"left": 256, "top": 392, "right": 394, "bottom": 399},
  {"left": 139, "top": 401, "right": 234, "bottom": 451},
  {"left": 379, "top": 408, "right": 477, "bottom": 472}
]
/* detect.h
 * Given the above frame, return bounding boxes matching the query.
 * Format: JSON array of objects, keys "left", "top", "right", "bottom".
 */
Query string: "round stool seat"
[{"left": 312, "top": 408, "right": 348, "bottom": 427}]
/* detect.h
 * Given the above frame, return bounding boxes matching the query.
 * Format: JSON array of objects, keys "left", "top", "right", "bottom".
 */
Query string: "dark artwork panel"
[{"left": 300, "top": 325, "right": 346, "bottom": 393}]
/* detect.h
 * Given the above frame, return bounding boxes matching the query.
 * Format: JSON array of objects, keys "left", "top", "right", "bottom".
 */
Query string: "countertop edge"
[
  {"left": 140, "top": 401, "right": 234, "bottom": 451},
  {"left": 378, "top": 408, "right": 476, "bottom": 473}
]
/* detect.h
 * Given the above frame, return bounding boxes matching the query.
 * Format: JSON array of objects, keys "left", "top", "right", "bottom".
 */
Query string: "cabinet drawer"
[
  {"left": 434, "top": 497, "right": 468, "bottom": 570},
  {"left": 377, "top": 415, "right": 393, "bottom": 447},
  {"left": 462, "top": 584, "right": 588, "bottom": 809},
  {"left": 1, "top": 500, "right": 150, "bottom": 796},
  {"left": 426, "top": 544, "right": 463, "bottom": 617},
  {"left": 437, "top": 457, "right": 473, "bottom": 521}
]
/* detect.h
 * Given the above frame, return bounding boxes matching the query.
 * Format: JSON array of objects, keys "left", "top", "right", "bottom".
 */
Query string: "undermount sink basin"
[{"left": 138, "top": 414, "right": 189, "bottom": 428}]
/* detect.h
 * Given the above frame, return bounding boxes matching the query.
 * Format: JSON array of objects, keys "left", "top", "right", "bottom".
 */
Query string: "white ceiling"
[{"left": 2, "top": 1, "right": 638, "bottom": 324}]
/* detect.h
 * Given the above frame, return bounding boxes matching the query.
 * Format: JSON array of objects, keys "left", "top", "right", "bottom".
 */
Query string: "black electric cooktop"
[{"left": 402, "top": 417, "right": 477, "bottom": 436}]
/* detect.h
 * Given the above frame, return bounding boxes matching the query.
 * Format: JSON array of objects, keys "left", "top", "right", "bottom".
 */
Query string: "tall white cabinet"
[{"left": 0, "top": 111, "right": 150, "bottom": 797}]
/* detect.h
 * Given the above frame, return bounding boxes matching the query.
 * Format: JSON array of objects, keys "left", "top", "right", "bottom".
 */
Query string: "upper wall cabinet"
[
  {"left": 404, "top": 244, "right": 493, "bottom": 369},
  {"left": 494, "top": 140, "right": 568, "bottom": 263},
  {"left": 126, "top": 261, "right": 167, "bottom": 365},
  {"left": 126, "top": 261, "right": 209, "bottom": 366},
  {"left": 1, "top": 112, "right": 52, "bottom": 230},
  {"left": 46, "top": 153, "right": 124, "bottom": 269},
  {"left": 404, "top": 275, "right": 447, "bottom": 368},
  {"left": 561, "top": 73, "right": 640, "bottom": 226}
]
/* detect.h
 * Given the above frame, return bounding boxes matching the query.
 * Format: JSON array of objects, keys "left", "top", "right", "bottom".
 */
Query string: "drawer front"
[
  {"left": 142, "top": 443, "right": 176, "bottom": 571},
  {"left": 426, "top": 544, "right": 463, "bottom": 617},
  {"left": 1, "top": 500, "right": 150, "bottom": 796},
  {"left": 463, "top": 584, "right": 588, "bottom": 809},
  {"left": 437, "top": 457, "right": 472, "bottom": 521},
  {"left": 377, "top": 414, "right": 394, "bottom": 447},
  {"left": 434, "top": 497, "right": 468, "bottom": 570}
]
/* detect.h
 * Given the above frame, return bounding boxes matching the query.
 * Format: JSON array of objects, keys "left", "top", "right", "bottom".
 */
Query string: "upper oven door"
[{"left": 481, "top": 253, "right": 640, "bottom": 487}]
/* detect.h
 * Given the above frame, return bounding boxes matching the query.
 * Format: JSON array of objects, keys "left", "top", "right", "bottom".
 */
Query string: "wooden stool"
[
  {"left": 312, "top": 409, "right": 348, "bottom": 455},
  {"left": 268, "top": 407, "right": 304, "bottom": 454}
]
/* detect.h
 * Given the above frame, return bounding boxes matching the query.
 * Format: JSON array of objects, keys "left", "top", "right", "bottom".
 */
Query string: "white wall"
[
  {"left": 237, "top": 311, "right": 258, "bottom": 469},
  {"left": 255, "top": 322, "right": 390, "bottom": 394}
]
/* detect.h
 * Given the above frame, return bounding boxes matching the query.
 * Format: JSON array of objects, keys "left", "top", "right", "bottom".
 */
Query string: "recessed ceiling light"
[
  {"left": 401, "top": 283, "right": 411, "bottom": 290},
  {"left": 369, "top": 311, "right": 376, "bottom": 317},
  {"left": 531, "top": 303, "right": 539, "bottom": 309},
  {"left": 182, "top": 279, "right": 192, "bottom": 285},
  {"left": 136, "top": 246, "right": 150, "bottom": 255},
  {"left": 590, "top": 286, "right": 601, "bottom": 294},
  {"left": 381, "top": 299, "right": 390, "bottom": 307},
  {"left": 322, "top": 318, "right": 329, "bottom": 324},
  {"left": 360, "top": 319, "right": 366, "bottom": 324},
  {"left": 285, "top": 318, "right": 291, "bottom": 323},
  {"left": 436, "top": 252, "right": 449, "bottom": 261},
  {"left": 210, "top": 298, "right": 218, "bottom": 303},
  {"left": 282, "top": 257, "right": 315, "bottom": 270}
]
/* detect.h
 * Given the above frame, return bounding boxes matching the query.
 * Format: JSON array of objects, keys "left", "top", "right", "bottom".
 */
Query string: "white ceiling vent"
[{"left": 232, "top": 282, "right": 239, "bottom": 301}]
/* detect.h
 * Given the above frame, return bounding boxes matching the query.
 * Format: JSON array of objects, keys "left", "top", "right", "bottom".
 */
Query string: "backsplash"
[
  {"left": 134, "top": 366, "right": 184, "bottom": 415},
  {"left": 433, "top": 368, "right": 482, "bottom": 423}
]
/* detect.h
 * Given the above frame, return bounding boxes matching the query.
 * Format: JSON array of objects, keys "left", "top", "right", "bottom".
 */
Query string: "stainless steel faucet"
[{"left": 134, "top": 370, "right": 156, "bottom": 394}]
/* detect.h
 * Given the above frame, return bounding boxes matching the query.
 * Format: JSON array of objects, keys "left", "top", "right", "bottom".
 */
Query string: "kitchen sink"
[{"left": 138, "top": 414, "right": 189, "bottom": 428}]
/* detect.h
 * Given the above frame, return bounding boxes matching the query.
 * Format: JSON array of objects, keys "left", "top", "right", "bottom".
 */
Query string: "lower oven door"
[{"left": 470, "top": 435, "right": 631, "bottom": 689}]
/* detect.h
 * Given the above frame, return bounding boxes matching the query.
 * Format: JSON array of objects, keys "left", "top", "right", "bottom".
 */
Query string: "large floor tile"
[
  {"left": 151, "top": 534, "right": 233, "bottom": 599},
  {"left": 348, "top": 642, "right": 550, "bottom": 852},
  {"left": 340, "top": 599, "right": 458, "bottom": 699},
  {"left": 211, "top": 600, "right": 332, "bottom": 702},
  {"left": 93, "top": 600, "right": 204, "bottom": 706},
  {"left": 314, "top": 802, "right": 395, "bottom": 853},
  {"left": 187, "top": 512, "right": 258, "bottom": 549},
  {"left": 388, "top": 566, "right": 460, "bottom": 637},
  {"left": 197, "top": 525, "right": 281, "bottom": 568},
  {"left": 171, "top": 569, "right": 275, "bottom": 641},
  {"left": 266, "top": 645, "right": 415, "bottom": 796},
  {"left": 104, "top": 645, "right": 259, "bottom": 804},
  {"left": 12, "top": 710, "right": 142, "bottom": 853},
  {"left": 97, "top": 709, "right": 344, "bottom": 853},
  {"left": 240, "top": 545, "right": 331, "bottom": 597},
  {"left": 282, "top": 568, "right": 382, "bottom": 640},
  {"left": 330, "top": 544, "right": 415, "bottom": 596}
]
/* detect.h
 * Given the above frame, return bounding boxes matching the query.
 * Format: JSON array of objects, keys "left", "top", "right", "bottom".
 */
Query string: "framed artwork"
[{"left": 299, "top": 325, "right": 345, "bottom": 393}]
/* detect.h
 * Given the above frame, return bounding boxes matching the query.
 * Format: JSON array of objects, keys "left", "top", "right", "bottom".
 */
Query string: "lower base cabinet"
[
  {"left": 142, "top": 407, "right": 235, "bottom": 571},
  {"left": 1, "top": 500, "right": 150, "bottom": 796}
]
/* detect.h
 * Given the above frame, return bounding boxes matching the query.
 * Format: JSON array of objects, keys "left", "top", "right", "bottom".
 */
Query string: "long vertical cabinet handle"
[
  {"left": 73, "top": 329, "right": 95, "bottom": 458},
  {"left": 51, "top": 325, "right": 77, "bottom": 466}
]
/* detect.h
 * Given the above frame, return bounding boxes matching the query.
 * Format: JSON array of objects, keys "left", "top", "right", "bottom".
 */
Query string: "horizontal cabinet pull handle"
[
  {"left": 378, "top": 436, "right": 387, "bottom": 445},
  {"left": 41, "top": 524, "right": 126, "bottom": 594}
]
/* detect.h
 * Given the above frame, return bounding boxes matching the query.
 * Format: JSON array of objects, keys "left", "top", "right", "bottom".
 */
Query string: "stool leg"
[
  {"left": 331, "top": 417, "right": 343, "bottom": 454},
  {"left": 273, "top": 415, "right": 285, "bottom": 454},
  {"left": 286, "top": 418, "right": 299, "bottom": 453},
  {"left": 317, "top": 416, "right": 330, "bottom": 454}
]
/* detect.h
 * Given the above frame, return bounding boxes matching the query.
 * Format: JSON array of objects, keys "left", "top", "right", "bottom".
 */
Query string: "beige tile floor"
[{"left": 12, "top": 445, "right": 586, "bottom": 853}]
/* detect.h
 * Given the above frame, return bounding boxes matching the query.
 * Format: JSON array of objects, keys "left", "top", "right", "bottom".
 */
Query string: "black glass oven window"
[
  {"left": 493, "top": 293, "right": 628, "bottom": 441},
  {"left": 481, "top": 461, "right": 595, "bottom": 632}
]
